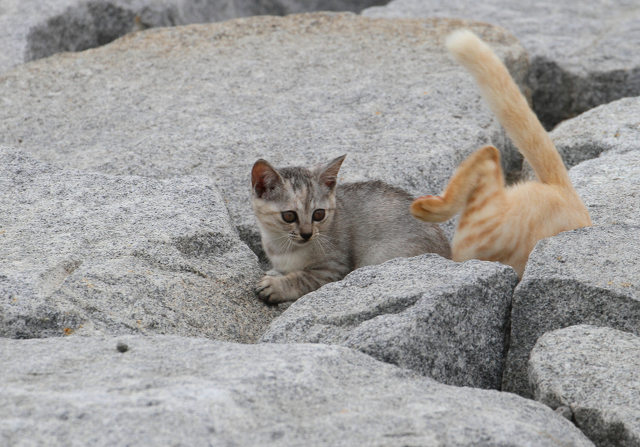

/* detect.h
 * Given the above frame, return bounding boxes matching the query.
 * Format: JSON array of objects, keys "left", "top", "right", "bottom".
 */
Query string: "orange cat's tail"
[{"left": 446, "top": 30, "right": 572, "bottom": 188}]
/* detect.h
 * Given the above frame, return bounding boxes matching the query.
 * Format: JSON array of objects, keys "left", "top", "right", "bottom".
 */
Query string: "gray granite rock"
[
  {"left": 364, "top": 0, "right": 640, "bottom": 128},
  {"left": 570, "top": 150, "right": 640, "bottom": 227},
  {"left": 502, "top": 226, "right": 640, "bottom": 398},
  {"left": 0, "top": 0, "right": 388, "bottom": 74},
  {"left": 0, "top": 148, "right": 277, "bottom": 341},
  {"left": 553, "top": 97, "right": 640, "bottom": 169},
  {"left": 521, "top": 96, "right": 640, "bottom": 181},
  {"left": 0, "top": 336, "right": 594, "bottom": 446},
  {"left": 262, "top": 254, "right": 518, "bottom": 389},
  {"left": 530, "top": 325, "right": 640, "bottom": 447},
  {"left": 0, "top": 13, "right": 528, "bottom": 252}
]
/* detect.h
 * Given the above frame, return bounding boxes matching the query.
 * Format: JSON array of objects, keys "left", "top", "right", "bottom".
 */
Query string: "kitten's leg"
[
  {"left": 256, "top": 265, "right": 346, "bottom": 304},
  {"left": 411, "top": 145, "right": 504, "bottom": 222}
]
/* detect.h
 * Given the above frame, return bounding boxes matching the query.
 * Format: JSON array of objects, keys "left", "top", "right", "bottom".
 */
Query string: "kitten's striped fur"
[{"left": 410, "top": 30, "right": 591, "bottom": 277}]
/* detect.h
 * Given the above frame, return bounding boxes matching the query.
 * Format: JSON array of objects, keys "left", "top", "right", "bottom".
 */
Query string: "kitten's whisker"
[
  {"left": 314, "top": 235, "right": 334, "bottom": 258},
  {"left": 313, "top": 235, "right": 327, "bottom": 256},
  {"left": 285, "top": 236, "right": 295, "bottom": 254},
  {"left": 274, "top": 233, "right": 293, "bottom": 254},
  {"left": 316, "top": 233, "right": 336, "bottom": 251}
]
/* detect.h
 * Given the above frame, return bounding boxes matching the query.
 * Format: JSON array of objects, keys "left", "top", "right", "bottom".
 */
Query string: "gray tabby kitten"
[{"left": 251, "top": 155, "right": 451, "bottom": 304}]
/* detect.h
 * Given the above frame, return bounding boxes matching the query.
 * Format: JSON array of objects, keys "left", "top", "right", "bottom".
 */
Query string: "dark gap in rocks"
[
  {"left": 498, "top": 294, "right": 513, "bottom": 391},
  {"left": 25, "top": 0, "right": 391, "bottom": 63},
  {"left": 528, "top": 56, "right": 640, "bottom": 130},
  {"left": 506, "top": 57, "right": 640, "bottom": 182},
  {"left": 236, "top": 225, "right": 270, "bottom": 270},
  {"left": 26, "top": 2, "right": 139, "bottom": 61}
]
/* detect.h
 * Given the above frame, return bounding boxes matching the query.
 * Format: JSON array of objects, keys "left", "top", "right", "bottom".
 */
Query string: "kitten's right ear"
[
  {"left": 318, "top": 154, "right": 346, "bottom": 189},
  {"left": 251, "top": 159, "right": 283, "bottom": 199}
]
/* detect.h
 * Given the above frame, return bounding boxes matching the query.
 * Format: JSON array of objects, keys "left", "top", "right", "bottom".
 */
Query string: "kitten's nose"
[{"left": 300, "top": 232, "right": 312, "bottom": 241}]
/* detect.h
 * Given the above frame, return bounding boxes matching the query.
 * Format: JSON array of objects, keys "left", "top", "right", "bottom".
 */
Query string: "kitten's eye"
[
  {"left": 312, "top": 209, "right": 326, "bottom": 222},
  {"left": 281, "top": 211, "right": 298, "bottom": 223}
]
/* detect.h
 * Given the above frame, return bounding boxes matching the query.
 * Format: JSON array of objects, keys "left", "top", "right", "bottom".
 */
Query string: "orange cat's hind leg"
[{"left": 411, "top": 145, "right": 504, "bottom": 223}]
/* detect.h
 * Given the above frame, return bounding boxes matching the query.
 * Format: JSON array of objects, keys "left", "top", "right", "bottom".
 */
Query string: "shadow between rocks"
[
  {"left": 529, "top": 55, "right": 640, "bottom": 130},
  {"left": 25, "top": 0, "right": 391, "bottom": 63}
]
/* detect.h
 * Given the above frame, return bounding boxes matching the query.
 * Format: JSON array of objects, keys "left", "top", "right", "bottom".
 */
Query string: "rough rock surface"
[
  {"left": 262, "top": 254, "right": 518, "bottom": 389},
  {"left": 522, "top": 96, "right": 640, "bottom": 181},
  {"left": 552, "top": 97, "right": 640, "bottom": 170},
  {"left": 0, "top": 148, "right": 277, "bottom": 341},
  {"left": 0, "top": 0, "right": 389, "bottom": 74},
  {"left": 502, "top": 225, "right": 640, "bottom": 397},
  {"left": 529, "top": 325, "right": 640, "bottom": 447},
  {"left": 0, "top": 13, "right": 528, "bottom": 251},
  {"left": 0, "top": 336, "right": 594, "bottom": 446},
  {"left": 364, "top": 0, "right": 640, "bottom": 128},
  {"left": 571, "top": 150, "right": 640, "bottom": 227}
]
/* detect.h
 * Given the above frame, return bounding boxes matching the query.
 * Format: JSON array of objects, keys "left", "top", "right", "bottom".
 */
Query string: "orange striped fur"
[{"left": 410, "top": 30, "right": 591, "bottom": 277}]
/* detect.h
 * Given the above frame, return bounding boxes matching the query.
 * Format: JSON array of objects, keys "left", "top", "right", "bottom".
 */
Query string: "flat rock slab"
[
  {"left": 0, "top": 13, "right": 528, "bottom": 251},
  {"left": 0, "top": 148, "right": 277, "bottom": 341},
  {"left": 503, "top": 225, "right": 640, "bottom": 397},
  {"left": 0, "top": 0, "right": 387, "bottom": 74},
  {"left": 364, "top": 0, "right": 640, "bottom": 128},
  {"left": 0, "top": 336, "right": 593, "bottom": 446},
  {"left": 261, "top": 254, "right": 518, "bottom": 389},
  {"left": 529, "top": 325, "right": 640, "bottom": 447}
]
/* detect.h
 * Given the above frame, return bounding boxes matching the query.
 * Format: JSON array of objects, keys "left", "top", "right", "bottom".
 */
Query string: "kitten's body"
[
  {"left": 252, "top": 158, "right": 450, "bottom": 303},
  {"left": 411, "top": 30, "right": 591, "bottom": 277}
]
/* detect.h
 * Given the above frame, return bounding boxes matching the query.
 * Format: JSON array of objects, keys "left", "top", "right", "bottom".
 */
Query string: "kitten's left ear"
[{"left": 318, "top": 154, "right": 346, "bottom": 189}]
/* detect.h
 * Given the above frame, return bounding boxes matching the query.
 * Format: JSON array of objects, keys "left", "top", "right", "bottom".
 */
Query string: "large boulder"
[
  {"left": 502, "top": 225, "right": 640, "bottom": 397},
  {"left": 363, "top": 0, "right": 640, "bottom": 129},
  {"left": 0, "top": 148, "right": 277, "bottom": 341},
  {"left": 0, "top": 336, "right": 594, "bottom": 446},
  {"left": 261, "top": 254, "right": 518, "bottom": 389},
  {"left": 529, "top": 325, "right": 640, "bottom": 447},
  {"left": 0, "top": 0, "right": 388, "bottom": 74},
  {"left": 0, "top": 13, "right": 528, "bottom": 251}
]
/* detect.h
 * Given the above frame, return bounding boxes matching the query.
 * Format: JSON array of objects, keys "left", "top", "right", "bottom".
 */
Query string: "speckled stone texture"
[
  {"left": 553, "top": 97, "right": 640, "bottom": 169},
  {"left": 529, "top": 325, "right": 640, "bottom": 447},
  {"left": 571, "top": 150, "right": 640, "bottom": 227},
  {"left": 261, "top": 254, "right": 518, "bottom": 389},
  {"left": 364, "top": 0, "right": 640, "bottom": 128},
  {"left": 0, "top": 0, "right": 388, "bottom": 74},
  {"left": 502, "top": 226, "right": 640, "bottom": 398},
  {"left": 0, "top": 13, "right": 529, "bottom": 251},
  {"left": 0, "top": 336, "right": 594, "bottom": 446},
  {"left": 0, "top": 148, "right": 278, "bottom": 341}
]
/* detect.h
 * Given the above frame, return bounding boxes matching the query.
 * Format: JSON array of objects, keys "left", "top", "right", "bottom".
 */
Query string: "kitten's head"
[{"left": 251, "top": 155, "right": 346, "bottom": 246}]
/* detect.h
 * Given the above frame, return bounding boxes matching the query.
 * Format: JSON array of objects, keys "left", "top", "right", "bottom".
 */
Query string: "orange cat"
[{"left": 410, "top": 30, "right": 591, "bottom": 277}]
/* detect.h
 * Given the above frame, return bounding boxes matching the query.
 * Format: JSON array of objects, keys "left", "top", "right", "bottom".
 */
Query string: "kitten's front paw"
[{"left": 256, "top": 275, "right": 295, "bottom": 304}]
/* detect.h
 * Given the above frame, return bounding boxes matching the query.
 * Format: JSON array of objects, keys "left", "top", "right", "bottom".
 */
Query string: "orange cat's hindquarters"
[{"left": 453, "top": 182, "right": 592, "bottom": 277}]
